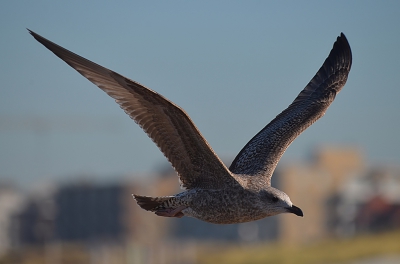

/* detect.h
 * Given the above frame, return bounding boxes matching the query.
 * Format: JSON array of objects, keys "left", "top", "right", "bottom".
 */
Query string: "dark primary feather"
[
  {"left": 229, "top": 33, "right": 352, "bottom": 185},
  {"left": 28, "top": 29, "right": 236, "bottom": 189}
]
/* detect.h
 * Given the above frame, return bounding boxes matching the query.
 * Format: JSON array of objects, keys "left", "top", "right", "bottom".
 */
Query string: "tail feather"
[{"left": 133, "top": 194, "right": 171, "bottom": 211}]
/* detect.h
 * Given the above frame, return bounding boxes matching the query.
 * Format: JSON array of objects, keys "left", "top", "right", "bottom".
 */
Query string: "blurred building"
[
  {"left": 12, "top": 183, "right": 57, "bottom": 246},
  {"left": 276, "top": 146, "right": 365, "bottom": 244},
  {"left": 0, "top": 184, "right": 24, "bottom": 256},
  {"left": 338, "top": 167, "right": 400, "bottom": 235},
  {"left": 277, "top": 147, "right": 400, "bottom": 244},
  {"left": 55, "top": 184, "right": 124, "bottom": 242},
  {"left": 13, "top": 183, "right": 135, "bottom": 245}
]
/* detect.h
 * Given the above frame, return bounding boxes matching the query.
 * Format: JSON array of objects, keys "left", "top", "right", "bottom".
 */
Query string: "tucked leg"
[{"left": 155, "top": 205, "right": 187, "bottom": 218}]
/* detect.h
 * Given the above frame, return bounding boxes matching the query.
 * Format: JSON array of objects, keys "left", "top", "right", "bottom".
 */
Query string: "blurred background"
[{"left": 1, "top": 1, "right": 400, "bottom": 263}]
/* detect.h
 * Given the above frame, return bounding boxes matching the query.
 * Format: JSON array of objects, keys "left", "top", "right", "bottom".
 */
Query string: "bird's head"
[{"left": 259, "top": 187, "right": 303, "bottom": 217}]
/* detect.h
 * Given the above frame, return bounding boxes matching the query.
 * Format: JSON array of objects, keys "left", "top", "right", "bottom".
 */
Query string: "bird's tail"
[
  {"left": 133, "top": 194, "right": 171, "bottom": 211},
  {"left": 132, "top": 194, "right": 186, "bottom": 218}
]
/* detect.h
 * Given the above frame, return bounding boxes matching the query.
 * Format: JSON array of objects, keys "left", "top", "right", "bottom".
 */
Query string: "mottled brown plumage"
[{"left": 30, "top": 30, "right": 351, "bottom": 224}]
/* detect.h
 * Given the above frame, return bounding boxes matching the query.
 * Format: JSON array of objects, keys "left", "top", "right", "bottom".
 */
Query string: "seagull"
[{"left": 29, "top": 30, "right": 352, "bottom": 224}]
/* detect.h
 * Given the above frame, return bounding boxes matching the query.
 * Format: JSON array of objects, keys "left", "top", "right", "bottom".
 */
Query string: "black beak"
[{"left": 287, "top": 205, "right": 303, "bottom": 217}]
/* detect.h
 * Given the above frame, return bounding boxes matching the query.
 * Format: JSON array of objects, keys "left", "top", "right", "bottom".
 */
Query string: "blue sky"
[{"left": 1, "top": 1, "right": 400, "bottom": 188}]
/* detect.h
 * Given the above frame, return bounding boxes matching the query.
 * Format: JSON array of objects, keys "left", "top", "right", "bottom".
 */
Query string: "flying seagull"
[{"left": 29, "top": 30, "right": 352, "bottom": 224}]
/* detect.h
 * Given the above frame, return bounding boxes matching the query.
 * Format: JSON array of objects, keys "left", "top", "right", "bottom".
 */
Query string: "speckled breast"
[{"left": 181, "top": 188, "right": 269, "bottom": 224}]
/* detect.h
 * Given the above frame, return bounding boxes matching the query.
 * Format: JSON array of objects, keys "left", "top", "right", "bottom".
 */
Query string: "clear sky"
[{"left": 1, "top": 1, "right": 400, "bottom": 188}]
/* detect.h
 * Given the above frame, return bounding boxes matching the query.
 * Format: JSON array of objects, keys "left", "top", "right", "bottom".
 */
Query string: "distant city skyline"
[{"left": 1, "top": 1, "right": 400, "bottom": 188}]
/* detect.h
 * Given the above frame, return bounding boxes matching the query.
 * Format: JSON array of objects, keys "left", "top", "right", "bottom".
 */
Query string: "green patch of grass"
[{"left": 198, "top": 230, "right": 400, "bottom": 264}]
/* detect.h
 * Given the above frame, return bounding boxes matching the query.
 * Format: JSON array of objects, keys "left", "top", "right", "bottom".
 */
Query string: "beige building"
[{"left": 278, "top": 146, "right": 364, "bottom": 244}]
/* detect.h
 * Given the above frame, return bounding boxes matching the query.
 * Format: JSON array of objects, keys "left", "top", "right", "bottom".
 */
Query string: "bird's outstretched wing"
[
  {"left": 229, "top": 33, "right": 352, "bottom": 185},
  {"left": 29, "top": 29, "right": 236, "bottom": 189}
]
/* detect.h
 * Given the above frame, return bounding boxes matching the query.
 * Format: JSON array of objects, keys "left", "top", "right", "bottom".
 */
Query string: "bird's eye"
[{"left": 271, "top": 196, "right": 279, "bottom": 203}]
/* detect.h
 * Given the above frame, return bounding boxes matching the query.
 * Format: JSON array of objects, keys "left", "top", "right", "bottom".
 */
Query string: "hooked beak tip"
[{"left": 287, "top": 205, "right": 303, "bottom": 217}]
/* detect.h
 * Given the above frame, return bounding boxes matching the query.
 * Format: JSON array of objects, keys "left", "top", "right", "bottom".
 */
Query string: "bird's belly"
[{"left": 182, "top": 189, "right": 267, "bottom": 224}]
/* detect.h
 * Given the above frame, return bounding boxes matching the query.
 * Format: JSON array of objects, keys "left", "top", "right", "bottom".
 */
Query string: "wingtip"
[
  {"left": 337, "top": 32, "right": 349, "bottom": 46},
  {"left": 338, "top": 32, "right": 349, "bottom": 46},
  {"left": 27, "top": 29, "right": 41, "bottom": 41},
  {"left": 331, "top": 32, "right": 352, "bottom": 68}
]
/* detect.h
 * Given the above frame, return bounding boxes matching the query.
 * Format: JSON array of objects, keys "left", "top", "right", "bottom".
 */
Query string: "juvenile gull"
[{"left": 29, "top": 30, "right": 352, "bottom": 224}]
